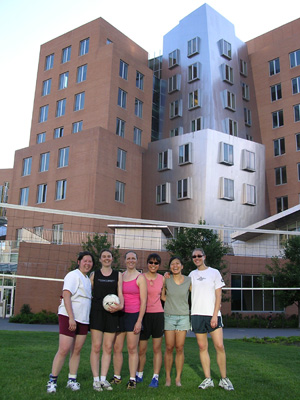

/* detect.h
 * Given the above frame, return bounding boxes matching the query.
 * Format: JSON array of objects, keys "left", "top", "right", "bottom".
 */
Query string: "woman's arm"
[
  {"left": 133, "top": 274, "right": 147, "bottom": 334},
  {"left": 210, "top": 287, "right": 222, "bottom": 328},
  {"left": 89, "top": 271, "right": 95, "bottom": 290},
  {"left": 109, "top": 271, "right": 124, "bottom": 312},
  {"left": 63, "top": 290, "right": 76, "bottom": 331},
  {"left": 161, "top": 277, "right": 166, "bottom": 302}
]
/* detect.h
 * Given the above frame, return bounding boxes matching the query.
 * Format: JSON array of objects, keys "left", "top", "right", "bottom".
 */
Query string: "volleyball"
[{"left": 102, "top": 294, "right": 120, "bottom": 311}]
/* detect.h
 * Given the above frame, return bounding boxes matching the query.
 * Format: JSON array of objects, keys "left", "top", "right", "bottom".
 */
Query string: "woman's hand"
[
  {"left": 68, "top": 317, "right": 77, "bottom": 331},
  {"left": 210, "top": 315, "right": 218, "bottom": 329},
  {"left": 133, "top": 320, "right": 142, "bottom": 335}
]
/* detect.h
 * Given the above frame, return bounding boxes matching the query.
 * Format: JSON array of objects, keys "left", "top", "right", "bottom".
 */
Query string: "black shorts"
[
  {"left": 119, "top": 312, "right": 140, "bottom": 332},
  {"left": 90, "top": 305, "right": 119, "bottom": 333},
  {"left": 191, "top": 315, "right": 223, "bottom": 334},
  {"left": 140, "top": 312, "right": 164, "bottom": 340}
]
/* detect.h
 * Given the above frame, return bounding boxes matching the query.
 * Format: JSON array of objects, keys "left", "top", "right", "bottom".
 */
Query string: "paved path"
[{"left": 0, "top": 318, "right": 299, "bottom": 338}]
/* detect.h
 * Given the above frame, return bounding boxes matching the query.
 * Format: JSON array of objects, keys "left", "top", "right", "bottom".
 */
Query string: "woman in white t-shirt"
[
  {"left": 189, "top": 248, "right": 234, "bottom": 391},
  {"left": 46, "top": 251, "right": 94, "bottom": 394}
]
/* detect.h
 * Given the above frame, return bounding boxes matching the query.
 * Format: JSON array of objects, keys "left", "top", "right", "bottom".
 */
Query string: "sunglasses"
[
  {"left": 192, "top": 254, "right": 204, "bottom": 258},
  {"left": 148, "top": 261, "right": 159, "bottom": 265}
]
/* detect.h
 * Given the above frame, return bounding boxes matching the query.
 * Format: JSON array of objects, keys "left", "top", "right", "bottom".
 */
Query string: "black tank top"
[{"left": 92, "top": 269, "right": 119, "bottom": 307}]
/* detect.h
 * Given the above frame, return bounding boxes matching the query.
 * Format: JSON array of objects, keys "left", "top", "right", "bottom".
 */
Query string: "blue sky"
[{"left": 0, "top": 0, "right": 297, "bottom": 169}]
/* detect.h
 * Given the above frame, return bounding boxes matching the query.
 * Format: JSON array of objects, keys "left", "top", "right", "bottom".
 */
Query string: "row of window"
[
  {"left": 22, "top": 148, "right": 69, "bottom": 176},
  {"left": 269, "top": 49, "right": 300, "bottom": 76},
  {"left": 115, "top": 117, "right": 142, "bottom": 145},
  {"left": 274, "top": 163, "right": 300, "bottom": 185},
  {"left": 39, "top": 92, "right": 85, "bottom": 122},
  {"left": 273, "top": 132, "right": 300, "bottom": 156},
  {"left": 36, "top": 121, "right": 83, "bottom": 143},
  {"left": 17, "top": 224, "right": 64, "bottom": 245},
  {"left": 272, "top": 104, "right": 300, "bottom": 128},
  {"left": 20, "top": 180, "right": 67, "bottom": 205},
  {"left": 270, "top": 76, "right": 300, "bottom": 102},
  {"left": 156, "top": 178, "right": 257, "bottom": 205},
  {"left": 117, "top": 88, "right": 144, "bottom": 118},
  {"left": 42, "top": 64, "right": 87, "bottom": 96},
  {"left": 170, "top": 117, "right": 241, "bottom": 137},
  {"left": 119, "top": 60, "right": 145, "bottom": 90}
]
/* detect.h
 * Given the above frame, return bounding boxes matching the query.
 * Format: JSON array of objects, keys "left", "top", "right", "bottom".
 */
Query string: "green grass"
[{"left": 0, "top": 331, "right": 299, "bottom": 400}]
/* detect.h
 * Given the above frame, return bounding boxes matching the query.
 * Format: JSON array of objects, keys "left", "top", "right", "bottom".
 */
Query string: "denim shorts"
[{"left": 164, "top": 313, "right": 190, "bottom": 331}]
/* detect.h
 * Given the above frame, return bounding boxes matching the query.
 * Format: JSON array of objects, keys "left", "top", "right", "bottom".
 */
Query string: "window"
[
  {"left": 158, "top": 149, "right": 172, "bottom": 171},
  {"left": 52, "top": 223, "right": 63, "bottom": 244},
  {"left": 187, "top": 37, "right": 200, "bottom": 57},
  {"left": 242, "top": 82, "right": 250, "bottom": 101},
  {"left": 177, "top": 178, "right": 191, "bottom": 200},
  {"left": 296, "top": 133, "right": 300, "bottom": 151},
  {"left": 220, "top": 177, "right": 234, "bottom": 201},
  {"left": 275, "top": 166, "right": 287, "bottom": 185},
  {"left": 219, "top": 142, "right": 233, "bottom": 165},
  {"left": 133, "top": 127, "right": 142, "bottom": 145},
  {"left": 62, "top": 46, "right": 71, "bottom": 63},
  {"left": 118, "top": 88, "right": 127, "bottom": 108},
  {"left": 74, "top": 92, "right": 85, "bottom": 111},
  {"left": 179, "top": 143, "right": 192, "bottom": 165},
  {"left": 58, "top": 147, "right": 69, "bottom": 168},
  {"left": 223, "top": 90, "right": 236, "bottom": 111},
  {"left": 272, "top": 110, "right": 284, "bottom": 128},
  {"left": 294, "top": 104, "right": 300, "bottom": 122},
  {"left": 59, "top": 72, "right": 69, "bottom": 90},
  {"left": 79, "top": 38, "right": 89, "bottom": 56},
  {"left": 276, "top": 196, "right": 288, "bottom": 213},
  {"left": 292, "top": 76, "right": 300, "bottom": 94},
  {"left": 170, "top": 127, "right": 183, "bottom": 137},
  {"left": 72, "top": 121, "right": 83, "bottom": 133},
  {"left": 119, "top": 60, "right": 128, "bottom": 80},
  {"left": 242, "top": 149, "right": 255, "bottom": 171},
  {"left": 188, "top": 62, "right": 201, "bottom": 82},
  {"left": 240, "top": 59, "right": 248, "bottom": 77},
  {"left": 169, "top": 49, "right": 180, "bottom": 68},
  {"left": 135, "top": 98, "right": 143, "bottom": 118},
  {"left": 290, "top": 49, "right": 300, "bottom": 68},
  {"left": 54, "top": 127, "right": 64, "bottom": 138},
  {"left": 244, "top": 108, "right": 252, "bottom": 126},
  {"left": 225, "top": 118, "right": 238, "bottom": 136},
  {"left": 168, "top": 74, "right": 180, "bottom": 93},
  {"left": 20, "top": 187, "right": 29, "bottom": 206},
  {"left": 156, "top": 183, "right": 171, "bottom": 204},
  {"left": 191, "top": 117, "right": 202, "bottom": 132},
  {"left": 116, "top": 118, "right": 125, "bottom": 137},
  {"left": 37, "top": 184, "right": 47, "bottom": 204},
  {"left": 271, "top": 83, "right": 282, "bottom": 101},
  {"left": 117, "top": 148, "right": 127, "bottom": 170},
  {"left": 170, "top": 100, "right": 182, "bottom": 119},
  {"left": 39, "top": 152, "right": 49, "bottom": 172},
  {"left": 56, "top": 180, "right": 67, "bottom": 200},
  {"left": 136, "top": 71, "right": 144, "bottom": 90},
  {"left": 298, "top": 163, "right": 300, "bottom": 181},
  {"left": 39, "top": 105, "right": 48, "bottom": 123},
  {"left": 243, "top": 184, "right": 256, "bottom": 205},
  {"left": 45, "top": 54, "right": 54, "bottom": 70},
  {"left": 115, "top": 181, "right": 125, "bottom": 203},
  {"left": 269, "top": 58, "right": 280, "bottom": 76},
  {"left": 223, "top": 64, "right": 233, "bottom": 84},
  {"left": 34, "top": 226, "right": 44, "bottom": 238},
  {"left": 188, "top": 89, "right": 200, "bottom": 109},
  {"left": 77, "top": 64, "right": 87, "bottom": 83},
  {"left": 42, "top": 79, "right": 52, "bottom": 96},
  {"left": 37, "top": 132, "right": 46, "bottom": 144},
  {"left": 274, "top": 138, "right": 285, "bottom": 156},
  {"left": 22, "top": 157, "right": 32, "bottom": 176},
  {"left": 56, "top": 99, "right": 66, "bottom": 117},
  {"left": 220, "top": 39, "right": 232, "bottom": 59}
]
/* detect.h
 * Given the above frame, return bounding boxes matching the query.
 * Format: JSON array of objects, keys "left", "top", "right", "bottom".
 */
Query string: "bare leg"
[
  {"left": 152, "top": 337, "right": 163, "bottom": 375},
  {"left": 196, "top": 333, "right": 211, "bottom": 378},
  {"left": 90, "top": 329, "right": 103, "bottom": 377},
  {"left": 174, "top": 330, "right": 187, "bottom": 386},
  {"left": 164, "top": 330, "right": 175, "bottom": 386},
  {"left": 137, "top": 340, "right": 148, "bottom": 373},
  {"left": 51, "top": 334, "right": 74, "bottom": 376},
  {"left": 126, "top": 332, "right": 140, "bottom": 378},
  {"left": 101, "top": 332, "right": 116, "bottom": 377},
  {"left": 112, "top": 332, "right": 126, "bottom": 376},
  {"left": 210, "top": 328, "right": 226, "bottom": 379},
  {"left": 69, "top": 334, "right": 87, "bottom": 375}
]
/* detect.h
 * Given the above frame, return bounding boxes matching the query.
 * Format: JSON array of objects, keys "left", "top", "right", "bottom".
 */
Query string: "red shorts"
[{"left": 58, "top": 314, "right": 89, "bottom": 337}]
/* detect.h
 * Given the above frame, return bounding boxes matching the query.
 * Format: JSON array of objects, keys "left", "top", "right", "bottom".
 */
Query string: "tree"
[
  {"left": 71, "top": 233, "right": 120, "bottom": 273},
  {"left": 266, "top": 235, "right": 300, "bottom": 328},
  {"left": 165, "top": 222, "right": 230, "bottom": 276}
]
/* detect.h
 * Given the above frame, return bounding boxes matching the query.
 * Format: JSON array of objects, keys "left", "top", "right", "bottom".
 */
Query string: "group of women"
[{"left": 46, "top": 248, "right": 234, "bottom": 393}]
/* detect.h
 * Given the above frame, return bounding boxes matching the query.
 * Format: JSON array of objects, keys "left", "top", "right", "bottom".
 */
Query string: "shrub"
[{"left": 9, "top": 307, "right": 58, "bottom": 324}]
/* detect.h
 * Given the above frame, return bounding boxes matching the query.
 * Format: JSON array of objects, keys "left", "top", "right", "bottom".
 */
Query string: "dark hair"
[
  {"left": 147, "top": 253, "right": 161, "bottom": 264},
  {"left": 168, "top": 256, "right": 183, "bottom": 268},
  {"left": 100, "top": 248, "right": 113, "bottom": 258},
  {"left": 124, "top": 250, "right": 138, "bottom": 260},
  {"left": 77, "top": 251, "right": 95, "bottom": 266},
  {"left": 192, "top": 248, "right": 205, "bottom": 256}
]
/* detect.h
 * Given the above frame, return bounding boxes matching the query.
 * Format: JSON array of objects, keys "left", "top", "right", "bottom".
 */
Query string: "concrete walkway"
[{"left": 0, "top": 317, "right": 299, "bottom": 338}]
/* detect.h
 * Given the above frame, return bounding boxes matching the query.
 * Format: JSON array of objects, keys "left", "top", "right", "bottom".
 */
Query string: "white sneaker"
[
  {"left": 101, "top": 380, "right": 113, "bottom": 391},
  {"left": 66, "top": 379, "right": 80, "bottom": 391},
  {"left": 198, "top": 378, "right": 214, "bottom": 389},
  {"left": 219, "top": 377, "right": 234, "bottom": 391},
  {"left": 93, "top": 381, "right": 103, "bottom": 392},
  {"left": 46, "top": 381, "right": 57, "bottom": 393}
]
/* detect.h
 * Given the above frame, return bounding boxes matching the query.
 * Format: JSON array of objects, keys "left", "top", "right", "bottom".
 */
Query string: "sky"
[{"left": 0, "top": 0, "right": 298, "bottom": 169}]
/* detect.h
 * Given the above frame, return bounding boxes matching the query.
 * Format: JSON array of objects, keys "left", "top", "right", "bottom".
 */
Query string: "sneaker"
[
  {"left": 93, "top": 381, "right": 103, "bottom": 392},
  {"left": 110, "top": 376, "right": 122, "bottom": 385},
  {"left": 46, "top": 381, "right": 57, "bottom": 393},
  {"left": 101, "top": 380, "right": 113, "bottom": 391},
  {"left": 127, "top": 379, "right": 136, "bottom": 389},
  {"left": 198, "top": 378, "right": 214, "bottom": 389},
  {"left": 148, "top": 377, "right": 159, "bottom": 388},
  {"left": 219, "top": 377, "right": 234, "bottom": 391},
  {"left": 66, "top": 379, "right": 80, "bottom": 391},
  {"left": 136, "top": 375, "right": 143, "bottom": 383}
]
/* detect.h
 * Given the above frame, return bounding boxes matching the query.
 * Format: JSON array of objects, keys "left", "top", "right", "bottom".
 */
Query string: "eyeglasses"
[
  {"left": 192, "top": 255, "right": 204, "bottom": 258},
  {"left": 148, "top": 261, "right": 159, "bottom": 265}
]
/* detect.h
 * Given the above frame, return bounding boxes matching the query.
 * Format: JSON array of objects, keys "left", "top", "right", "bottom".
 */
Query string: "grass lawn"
[{"left": 0, "top": 331, "right": 299, "bottom": 400}]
